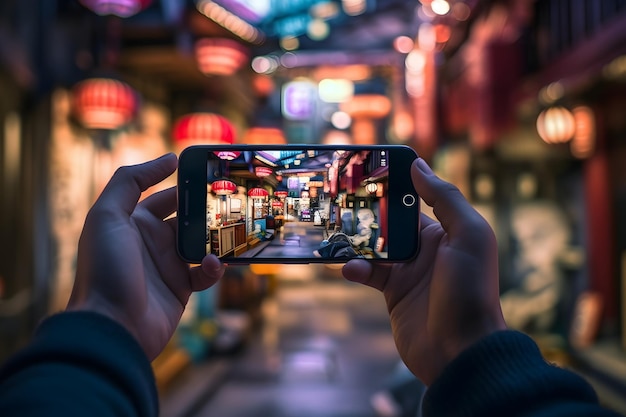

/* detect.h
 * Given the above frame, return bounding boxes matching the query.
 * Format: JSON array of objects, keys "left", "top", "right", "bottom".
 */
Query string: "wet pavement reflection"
[{"left": 160, "top": 266, "right": 400, "bottom": 417}]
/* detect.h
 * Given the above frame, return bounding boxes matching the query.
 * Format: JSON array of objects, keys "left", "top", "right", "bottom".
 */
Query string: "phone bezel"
[{"left": 177, "top": 144, "right": 420, "bottom": 264}]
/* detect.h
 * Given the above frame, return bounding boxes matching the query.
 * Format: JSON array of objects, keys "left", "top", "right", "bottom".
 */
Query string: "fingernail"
[{"left": 415, "top": 158, "right": 434, "bottom": 174}]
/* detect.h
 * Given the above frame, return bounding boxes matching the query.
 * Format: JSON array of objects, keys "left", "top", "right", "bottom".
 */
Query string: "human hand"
[
  {"left": 342, "top": 158, "right": 506, "bottom": 385},
  {"left": 66, "top": 154, "right": 225, "bottom": 360}
]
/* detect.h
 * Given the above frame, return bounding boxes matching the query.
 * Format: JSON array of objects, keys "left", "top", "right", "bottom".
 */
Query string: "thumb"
[{"left": 188, "top": 254, "right": 225, "bottom": 292}]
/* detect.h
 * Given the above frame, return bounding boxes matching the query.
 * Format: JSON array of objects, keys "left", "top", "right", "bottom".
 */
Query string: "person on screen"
[{"left": 0, "top": 154, "right": 619, "bottom": 417}]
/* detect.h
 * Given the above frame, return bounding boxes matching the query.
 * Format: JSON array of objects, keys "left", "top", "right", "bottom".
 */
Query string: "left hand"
[{"left": 67, "top": 153, "right": 225, "bottom": 360}]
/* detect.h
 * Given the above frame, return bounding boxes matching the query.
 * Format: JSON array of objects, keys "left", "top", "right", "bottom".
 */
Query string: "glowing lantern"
[
  {"left": 195, "top": 38, "right": 249, "bottom": 76},
  {"left": 172, "top": 113, "right": 235, "bottom": 148},
  {"left": 71, "top": 78, "right": 137, "bottom": 130},
  {"left": 274, "top": 190, "right": 288, "bottom": 198},
  {"left": 214, "top": 151, "right": 241, "bottom": 160},
  {"left": 243, "top": 127, "right": 287, "bottom": 144},
  {"left": 248, "top": 187, "right": 268, "bottom": 198},
  {"left": 79, "top": 0, "right": 151, "bottom": 17},
  {"left": 365, "top": 183, "right": 378, "bottom": 194},
  {"left": 571, "top": 106, "right": 596, "bottom": 159},
  {"left": 211, "top": 180, "right": 236, "bottom": 195},
  {"left": 255, "top": 166, "right": 273, "bottom": 177},
  {"left": 536, "top": 106, "right": 576, "bottom": 144}
]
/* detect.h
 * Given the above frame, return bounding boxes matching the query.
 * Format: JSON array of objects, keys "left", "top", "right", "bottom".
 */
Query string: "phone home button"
[{"left": 402, "top": 194, "right": 416, "bottom": 207}]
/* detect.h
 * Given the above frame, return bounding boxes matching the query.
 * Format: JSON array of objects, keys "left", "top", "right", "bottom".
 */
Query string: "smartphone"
[{"left": 177, "top": 144, "right": 420, "bottom": 264}]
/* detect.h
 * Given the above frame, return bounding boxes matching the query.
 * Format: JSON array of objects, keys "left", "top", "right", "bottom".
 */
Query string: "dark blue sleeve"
[
  {"left": 0, "top": 312, "right": 158, "bottom": 417},
  {"left": 422, "top": 330, "right": 621, "bottom": 417}
]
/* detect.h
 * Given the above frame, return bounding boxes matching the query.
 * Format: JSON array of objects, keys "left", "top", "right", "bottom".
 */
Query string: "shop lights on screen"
[
  {"left": 248, "top": 187, "right": 269, "bottom": 198},
  {"left": 214, "top": 151, "right": 241, "bottom": 160},
  {"left": 365, "top": 183, "right": 378, "bottom": 194},
  {"left": 255, "top": 167, "right": 273, "bottom": 177},
  {"left": 71, "top": 78, "right": 137, "bottom": 130},
  {"left": 212, "top": 180, "right": 237, "bottom": 195}
]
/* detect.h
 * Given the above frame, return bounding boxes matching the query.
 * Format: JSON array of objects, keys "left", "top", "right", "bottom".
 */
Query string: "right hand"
[{"left": 342, "top": 158, "right": 506, "bottom": 385}]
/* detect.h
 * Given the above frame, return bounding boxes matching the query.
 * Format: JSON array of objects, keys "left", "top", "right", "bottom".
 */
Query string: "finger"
[
  {"left": 188, "top": 254, "right": 225, "bottom": 292},
  {"left": 342, "top": 259, "right": 391, "bottom": 292},
  {"left": 411, "top": 158, "right": 489, "bottom": 242},
  {"left": 420, "top": 212, "right": 436, "bottom": 229},
  {"left": 138, "top": 187, "right": 177, "bottom": 220},
  {"left": 95, "top": 153, "right": 178, "bottom": 215}
]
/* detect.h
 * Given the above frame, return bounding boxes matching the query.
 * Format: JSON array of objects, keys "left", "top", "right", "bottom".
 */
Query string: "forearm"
[
  {"left": 0, "top": 312, "right": 158, "bottom": 417},
  {"left": 422, "top": 330, "right": 620, "bottom": 417}
]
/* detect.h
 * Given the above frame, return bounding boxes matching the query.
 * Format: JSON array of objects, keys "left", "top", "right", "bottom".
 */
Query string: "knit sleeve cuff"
[
  {"left": 0, "top": 311, "right": 158, "bottom": 416},
  {"left": 422, "top": 330, "right": 598, "bottom": 417}
]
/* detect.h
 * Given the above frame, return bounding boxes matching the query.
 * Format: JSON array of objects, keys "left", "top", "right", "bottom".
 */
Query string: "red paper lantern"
[
  {"left": 80, "top": 0, "right": 152, "bottom": 17},
  {"left": 214, "top": 151, "right": 241, "bottom": 160},
  {"left": 195, "top": 38, "right": 249, "bottom": 76},
  {"left": 248, "top": 187, "right": 268, "bottom": 198},
  {"left": 274, "top": 190, "right": 288, "bottom": 198},
  {"left": 72, "top": 78, "right": 137, "bottom": 130},
  {"left": 255, "top": 166, "right": 273, "bottom": 177},
  {"left": 211, "top": 180, "right": 236, "bottom": 195},
  {"left": 173, "top": 113, "right": 235, "bottom": 147}
]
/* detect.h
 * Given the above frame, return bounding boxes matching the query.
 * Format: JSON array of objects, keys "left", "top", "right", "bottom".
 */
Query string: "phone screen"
[{"left": 177, "top": 145, "right": 420, "bottom": 264}]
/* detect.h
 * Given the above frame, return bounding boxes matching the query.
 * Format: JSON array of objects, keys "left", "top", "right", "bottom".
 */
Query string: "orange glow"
[
  {"left": 322, "top": 130, "right": 353, "bottom": 145},
  {"left": 435, "top": 24, "right": 451, "bottom": 44},
  {"left": 390, "top": 110, "right": 414, "bottom": 143},
  {"left": 243, "top": 127, "right": 287, "bottom": 144},
  {"left": 195, "top": 38, "right": 249, "bottom": 76},
  {"left": 250, "top": 264, "right": 281, "bottom": 275},
  {"left": 312, "top": 65, "right": 371, "bottom": 81},
  {"left": 571, "top": 106, "right": 596, "bottom": 158},
  {"left": 351, "top": 119, "right": 376, "bottom": 145},
  {"left": 252, "top": 74, "right": 275, "bottom": 98},
  {"left": 340, "top": 95, "right": 391, "bottom": 118}
]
